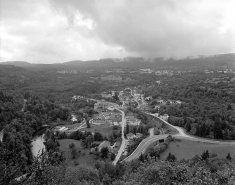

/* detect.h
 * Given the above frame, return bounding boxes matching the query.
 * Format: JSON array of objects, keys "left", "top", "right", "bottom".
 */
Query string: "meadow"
[
  {"left": 59, "top": 139, "right": 101, "bottom": 166},
  {"left": 160, "top": 139, "right": 235, "bottom": 160},
  {"left": 80, "top": 123, "right": 113, "bottom": 136}
]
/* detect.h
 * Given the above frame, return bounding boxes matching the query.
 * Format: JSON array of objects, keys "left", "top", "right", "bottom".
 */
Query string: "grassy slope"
[
  {"left": 59, "top": 139, "right": 101, "bottom": 166},
  {"left": 80, "top": 123, "right": 113, "bottom": 136},
  {"left": 160, "top": 139, "right": 235, "bottom": 160}
]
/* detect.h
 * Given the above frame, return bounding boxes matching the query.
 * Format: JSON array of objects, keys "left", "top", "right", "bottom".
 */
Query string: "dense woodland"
[
  {"left": 145, "top": 73, "right": 235, "bottom": 140},
  {"left": 2, "top": 147, "right": 235, "bottom": 184},
  {"left": 0, "top": 91, "right": 68, "bottom": 184}
]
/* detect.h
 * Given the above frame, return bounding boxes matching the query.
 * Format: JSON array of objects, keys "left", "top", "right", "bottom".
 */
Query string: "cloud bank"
[{"left": 0, "top": 0, "right": 235, "bottom": 63}]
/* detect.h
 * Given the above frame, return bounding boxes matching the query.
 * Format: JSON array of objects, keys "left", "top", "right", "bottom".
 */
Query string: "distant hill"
[
  {"left": 1, "top": 61, "right": 33, "bottom": 67},
  {"left": 0, "top": 64, "right": 25, "bottom": 77},
  {"left": 63, "top": 53, "right": 235, "bottom": 69},
  {"left": 156, "top": 53, "right": 235, "bottom": 68},
  {"left": 1, "top": 53, "right": 234, "bottom": 70}
]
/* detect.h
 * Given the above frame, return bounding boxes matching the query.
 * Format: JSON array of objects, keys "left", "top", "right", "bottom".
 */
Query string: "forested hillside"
[{"left": 145, "top": 73, "right": 235, "bottom": 140}]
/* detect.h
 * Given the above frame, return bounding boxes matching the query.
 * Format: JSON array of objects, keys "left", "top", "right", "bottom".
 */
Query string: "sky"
[{"left": 0, "top": 0, "right": 235, "bottom": 64}]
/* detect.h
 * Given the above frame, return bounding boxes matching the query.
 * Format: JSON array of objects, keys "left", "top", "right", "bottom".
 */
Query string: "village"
[{"left": 52, "top": 85, "right": 185, "bottom": 165}]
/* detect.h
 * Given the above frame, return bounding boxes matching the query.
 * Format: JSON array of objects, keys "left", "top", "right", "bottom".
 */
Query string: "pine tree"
[
  {"left": 86, "top": 120, "right": 91, "bottom": 128},
  {"left": 227, "top": 104, "right": 232, "bottom": 110},
  {"left": 226, "top": 153, "right": 232, "bottom": 160},
  {"left": 126, "top": 124, "right": 130, "bottom": 134},
  {"left": 185, "top": 122, "right": 191, "bottom": 132},
  {"left": 201, "top": 150, "right": 209, "bottom": 160},
  {"left": 139, "top": 152, "right": 144, "bottom": 162},
  {"left": 195, "top": 125, "right": 200, "bottom": 136}
]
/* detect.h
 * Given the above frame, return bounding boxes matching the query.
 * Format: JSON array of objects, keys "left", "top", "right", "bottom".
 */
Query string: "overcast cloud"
[{"left": 0, "top": 0, "right": 235, "bottom": 63}]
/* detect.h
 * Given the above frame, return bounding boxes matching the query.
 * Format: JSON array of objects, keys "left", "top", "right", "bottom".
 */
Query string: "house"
[
  {"left": 126, "top": 116, "right": 141, "bottom": 126},
  {"left": 161, "top": 114, "right": 169, "bottom": 121},
  {"left": 136, "top": 133, "right": 143, "bottom": 138},
  {"left": 175, "top": 100, "right": 182, "bottom": 105},
  {"left": 156, "top": 80, "right": 161, "bottom": 84},
  {"left": 110, "top": 141, "right": 121, "bottom": 154},
  {"left": 71, "top": 114, "right": 77, "bottom": 122},
  {"left": 114, "top": 141, "right": 121, "bottom": 149},
  {"left": 101, "top": 93, "right": 112, "bottom": 99},
  {"left": 107, "top": 106, "right": 114, "bottom": 111},
  {"left": 109, "top": 113, "right": 122, "bottom": 123},
  {"left": 94, "top": 100, "right": 118, "bottom": 111},
  {"left": 90, "top": 117, "right": 107, "bottom": 125},
  {"left": 157, "top": 99, "right": 166, "bottom": 104},
  {"left": 72, "top": 95, "right": 84, "bottom": 100},
  {"left": 154, "top": 105, "right": 160, "bottom": 110},
  {"left": 145, "top": 96, "right": 152, "bottom": 101},
  {"left": 113, "top": 122, "right": 119, "bottom": 126},
  {"left": 98, "top": 141, "right": 111, "bottom": 152},
  {"left": 94, "top": 101, "right": 110, "bottom": 110},
  {"left": 59, "top": 127, "right": 68, "bottom": 131},
  {"left": 90, "top": 113, "right": 108, "bottom": 125},
  {"left": 126, "top": 133, "right": 137, "bottom": 140}
]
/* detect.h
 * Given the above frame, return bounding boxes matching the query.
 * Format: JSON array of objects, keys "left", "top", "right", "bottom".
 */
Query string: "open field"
[
  {"left": 59, "top": 139, "right": 101, "bottom": 166},
  {"left": 80, "top": 123, "right": 113, "bottom": 136},
  {"left": 60, "top": 122, "right": 84, "bottom": 129},
  {"left": 160, "top": 139, "right": 235, "bottom": 160}
]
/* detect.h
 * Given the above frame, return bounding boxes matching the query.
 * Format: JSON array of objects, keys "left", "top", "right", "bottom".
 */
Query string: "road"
[
  {"left": 113, "top": 108, "right": 126, "bottom": 165},
  {"left": 124, "top": 112, "right": 235, "bottom": 161},
  {"left": 124, "top": 134, "right": 169, "bottom": 161}
]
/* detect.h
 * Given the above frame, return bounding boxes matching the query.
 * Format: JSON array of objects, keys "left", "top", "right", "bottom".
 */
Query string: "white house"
[
  {"left": 126, "top": 133, "right": 136, "bottom": 140},
  {"left": 98, "top": 141, "right": 111, "bottom": 152}
]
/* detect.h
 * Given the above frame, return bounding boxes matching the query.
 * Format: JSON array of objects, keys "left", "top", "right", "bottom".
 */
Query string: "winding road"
[
  {"left": 124, "top": 112, "right": 235, "bottom": 162},
  {"left": 113, "top": 108, "right": 127, "bottom": 165}
]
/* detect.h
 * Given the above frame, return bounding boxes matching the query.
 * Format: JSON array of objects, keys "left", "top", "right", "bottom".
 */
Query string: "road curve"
[
  {"left": 124, "top": 134, "right": 169, "bottom": 161},
  {"left": 147, "top": 113, "right": 235, "bottom": 144},
  {"left": 124, "top": 112, "right": 235, "bottom": 162}
]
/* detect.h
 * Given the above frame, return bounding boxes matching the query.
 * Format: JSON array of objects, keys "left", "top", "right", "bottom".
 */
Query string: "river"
[
  {"left": 31, "top": 126, "right": 48, "bottom": 157},
  {"left": 31, "top": 134, "right": 45, "bottom": 157}
]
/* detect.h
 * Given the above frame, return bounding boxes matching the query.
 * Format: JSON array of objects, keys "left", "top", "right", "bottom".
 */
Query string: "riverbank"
[{"left": 31, "top": 134, "right": 45, "bottom": 157}]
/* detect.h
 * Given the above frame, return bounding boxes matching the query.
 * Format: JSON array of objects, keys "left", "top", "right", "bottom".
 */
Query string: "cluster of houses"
[
  {"left": 90, "top": 133, "right": 144, "bottom": 156},
  {"left": 155, "top": 98, "right": 182, "bottom": 105},
  {"left": 100, "top": 91, "right": 118, "bottom": 99},
  {"left": 204, "top": 76, "right": 234, "bottom": 84},
  {"left": 90, "top": 140, "right": 122, "bottom": 156},
  {"left": 94, "top": 100, "right": 118, "bottom": 110},
  {"left": 89, "top": 112, "right": 122, "bottom": 126},
  {"left": 71, "top": 95, "right": 84, "bottom": 101},
  {"left": 139, "top": 69, "right": 174, "bottom": 76},
  {"left": 91, "top": 100, "right": 122, "bottom": 126},
  {"left": 154, "top": 70, "right": 174, "bottom": 76},
  {"left": 58, "top": 70, "right": 78, "bottom": 74},
  {"left": 126, "top": 116, "right": 141, "bottom": 126},
  {"left": 139, "top": 68, "right": 154, "bottom": 74}
]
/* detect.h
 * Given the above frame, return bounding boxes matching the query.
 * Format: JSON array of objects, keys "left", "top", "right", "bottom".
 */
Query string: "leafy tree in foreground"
[
  {"left": 166, "top": 152, "right": 177, "bottom": 162},
  {"left": 226, "top": 153, "right": 232, "bottom": 161},
  {"left": 100, "top": 147, "right": 109, "bottom": 159}
]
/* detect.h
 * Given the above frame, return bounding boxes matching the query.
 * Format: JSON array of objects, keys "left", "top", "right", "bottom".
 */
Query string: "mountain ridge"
[{"left": 1, "top": 53, "right": 234, "bottom": 69}]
